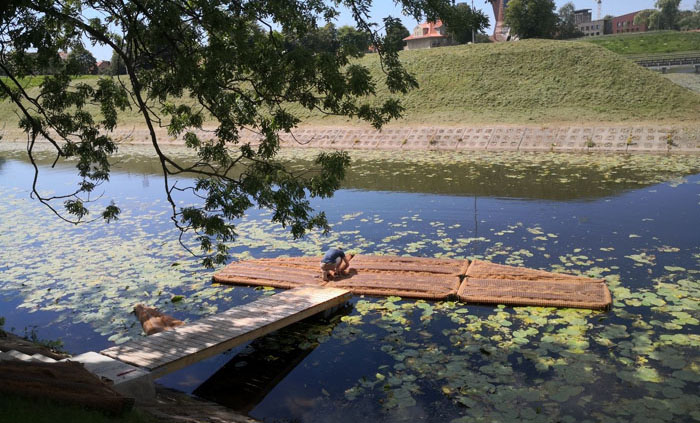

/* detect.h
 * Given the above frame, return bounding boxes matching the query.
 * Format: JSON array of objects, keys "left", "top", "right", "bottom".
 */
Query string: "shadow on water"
[{"left": 193, "top": 304, "right": 352, "bottom": 414}]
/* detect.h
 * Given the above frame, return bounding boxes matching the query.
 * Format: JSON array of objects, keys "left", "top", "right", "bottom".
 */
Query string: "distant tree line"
[
  {"left": 504, "top": 0, "right": 700, "bottom": 40},
  {"left": 635, "top": 0, "right": 700, "bottom": 31},
  {"left": 503, "top": 0, "right": 586, "bottom": 39},
  {"left": 444, "top": 3, "right": 490, "bottom": 44}
]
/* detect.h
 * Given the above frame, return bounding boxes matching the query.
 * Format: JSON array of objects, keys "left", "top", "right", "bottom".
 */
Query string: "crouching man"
[{"left": 320, "top": 247, "right": 354, "bottom": 281}]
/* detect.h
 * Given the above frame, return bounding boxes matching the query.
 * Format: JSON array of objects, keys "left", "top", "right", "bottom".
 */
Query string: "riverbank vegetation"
[
  {"left": 2, "top": 40, "right": 699, "bottom": 129},
  {"left": 582, "top": 30, "right": 700, "bottom": 56},
  {"left": 291, "top": 39, "right": 700, "bottom": 124}
]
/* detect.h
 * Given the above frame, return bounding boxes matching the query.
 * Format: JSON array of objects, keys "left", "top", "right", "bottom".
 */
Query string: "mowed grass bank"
[
  {"left": 1, "top": 39, "right": 699, "bottom": 127},
  {"left": 582, "top": 31, "right": 700, "bottom": 56},
  {"left": 290, "top": 39, "right": 700, "bottom": 124}
]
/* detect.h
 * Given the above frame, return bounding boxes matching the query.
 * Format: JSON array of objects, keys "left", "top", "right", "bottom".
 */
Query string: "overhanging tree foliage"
[{"left": 0, "top": 0, "right": 452, "bottom": 267}]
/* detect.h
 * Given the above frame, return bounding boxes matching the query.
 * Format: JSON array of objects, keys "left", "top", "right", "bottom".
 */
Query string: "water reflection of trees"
[{"left": 6, "top": 150, "right": 699, "bottom": 201}]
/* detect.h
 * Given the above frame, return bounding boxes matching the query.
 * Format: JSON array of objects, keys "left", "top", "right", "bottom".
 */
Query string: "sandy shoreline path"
[{"left": 2, "top": 124, "right": 699, "bottom": 154}]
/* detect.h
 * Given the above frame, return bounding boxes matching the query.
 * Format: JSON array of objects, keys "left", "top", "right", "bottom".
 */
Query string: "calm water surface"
[{"left": 0, "top": 146, "right": 698, "bottom": 422}]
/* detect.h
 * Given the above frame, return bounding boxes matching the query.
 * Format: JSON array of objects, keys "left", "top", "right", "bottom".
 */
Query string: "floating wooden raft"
[{"left": 213, "top": 256, "right": 611, "bottom": 310}]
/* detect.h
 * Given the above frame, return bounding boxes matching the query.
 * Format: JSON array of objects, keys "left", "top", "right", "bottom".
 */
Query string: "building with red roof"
[{"left": 403, "top": 20, "right": 453, "bottom": 50}]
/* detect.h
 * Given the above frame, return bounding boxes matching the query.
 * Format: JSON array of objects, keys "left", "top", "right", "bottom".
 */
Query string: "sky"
[{"left": 88, "top": 0, "right": 697, "bottom": 60}]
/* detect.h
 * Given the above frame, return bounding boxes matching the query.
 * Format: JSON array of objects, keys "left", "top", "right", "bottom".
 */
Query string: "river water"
[{"left": 0, "top": 146, "right": 698, "bottom": 422}]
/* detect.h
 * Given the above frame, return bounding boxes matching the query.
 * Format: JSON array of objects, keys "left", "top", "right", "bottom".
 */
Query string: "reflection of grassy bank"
[{"left": 5, "top": 145, "right": 700, "bottom": 201}]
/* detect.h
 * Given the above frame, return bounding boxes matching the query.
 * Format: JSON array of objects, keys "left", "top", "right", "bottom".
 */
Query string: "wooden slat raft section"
[
  {"left": 101, "top": 286, "right": 351, "bottom": 378},
  {"left": 213, "top": 256, "right": 612, "bottom": 310}
]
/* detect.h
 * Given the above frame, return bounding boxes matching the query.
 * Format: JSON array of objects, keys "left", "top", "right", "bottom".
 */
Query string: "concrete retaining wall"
[{"left": 2, "top": 125, "right": 699, "bottom": 153}]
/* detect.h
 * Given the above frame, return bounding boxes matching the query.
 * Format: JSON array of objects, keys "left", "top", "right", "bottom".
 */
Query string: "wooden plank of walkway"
[{"left": 100, "top": 286, "right": 351, "bottom": 378}]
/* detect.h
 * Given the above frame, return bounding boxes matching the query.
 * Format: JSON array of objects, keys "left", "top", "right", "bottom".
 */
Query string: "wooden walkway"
[
  {"left": 213, "top": 256, "right": 612, "bottom": 310},
  {"left": 101, "top": 286, "right": 351, "bottom": 378}
]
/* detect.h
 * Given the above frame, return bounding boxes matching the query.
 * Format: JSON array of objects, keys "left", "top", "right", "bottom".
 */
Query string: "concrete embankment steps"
[
  {"left": 0, "top": 349, "right": 58, "bottom": 363},
  {"left": 0, "top": 347, "right": 154, "bottom": 400},
  {"left": 3, "top": 125, "right": 699, "bottom": 153}
]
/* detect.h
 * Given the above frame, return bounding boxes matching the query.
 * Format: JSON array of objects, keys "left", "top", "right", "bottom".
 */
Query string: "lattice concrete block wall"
[
  {"left": 305, "top": 128, "right": 340, "bottom": 148},
  {"left": 282, "top": 127, "right": 318, "bottom": 148},
  {"left": 554, "top": 127, "right": 596, "bottom": 152},
  {"left": 237, "top": 128, "right": 263, "bottom": 146},
  {"left": 672, "top": 128, "right": 700, "bottom": 153},
  {"left": 430, "top": 127, "right": 466, "bottom": 151},
  {"left": 374, "top": 128, "right": 405, "bottom": 150},
  {"left": 401, "top": 127, "right": 436, "bottom": 150},
  {"left": 486, "top": 127, "right": 525, "bottom": 151},
  {"left": 578, "top": 127, "right": 622, "bottom": 152},
  {"left": 373, "top": 128, "right": 414, "bottom": 150},
  {"left": 378, "top": 128, "right": 413, "bottom": 149},
  {"left": 276, "top": 130, "right": 295, "bottom": 147},
  {"left": 455, "top": 128, "right": 492, "bottom": 150},
  {"left": 625, "top": 127, "right": 672, "bottom": 152},
  {"left": 519, "top": 127, "right": 559, "bottom": 151},
  {"left": 329, "top": 128, "right": 362, "bottom": 149},
  {"left": 596, "top": 127, "right": 632, "bottom": 152}
]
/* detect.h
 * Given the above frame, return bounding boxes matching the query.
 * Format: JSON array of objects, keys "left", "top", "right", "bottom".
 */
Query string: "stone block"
[
  {"left": 284, "top": 128, "right": 317, "bottom": 148},
  {"left": 519, "top": 127, "right": 560, "bottom": 151},
  {"left": 669, "top": 128, "right": 700, "bottom": 153},
  {"left": 554, "top": 127, "right": 595, "bottom": 152},
  {"left": 584, "top": 127, "right": 616, "bottom": 152},
  {"left": 238, "top": 128, "right": 263, "bottom": 146},
  {"left": 306, "top": 128, "right": 339, "bottom": 148},
  {"left": 69, "top": 352, "right": 155, "bottom": 402},
  {"left": 455, "top": 127, "right": 492, "bottom": 150},
  {"left": 486, "top": 127, "right": 525, "bottom": 151},
  {"left": 429, "top": 127, "right": 465, "bottom": 151},
  {"left": 402, "top": 127, "right": 436, "bottom": 150},
  {"left": 625, "top": 127, "right": 672, "bottom": 152}
]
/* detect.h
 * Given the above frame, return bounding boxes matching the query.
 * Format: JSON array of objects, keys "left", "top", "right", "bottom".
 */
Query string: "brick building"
[{"left": 612, "top": 11, "right": 647, "bottom": 34}]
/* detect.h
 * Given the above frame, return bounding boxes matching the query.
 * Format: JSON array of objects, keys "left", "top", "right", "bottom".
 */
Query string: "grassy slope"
[
  {"left": 291, "top": 39, "right": 700, "bottom": 124},
  {"left": 582, "top": 31, "right": 700, "bottom": 56},
  {"left": 1, "top": 39, "right": 699, "bottom": 127}
]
